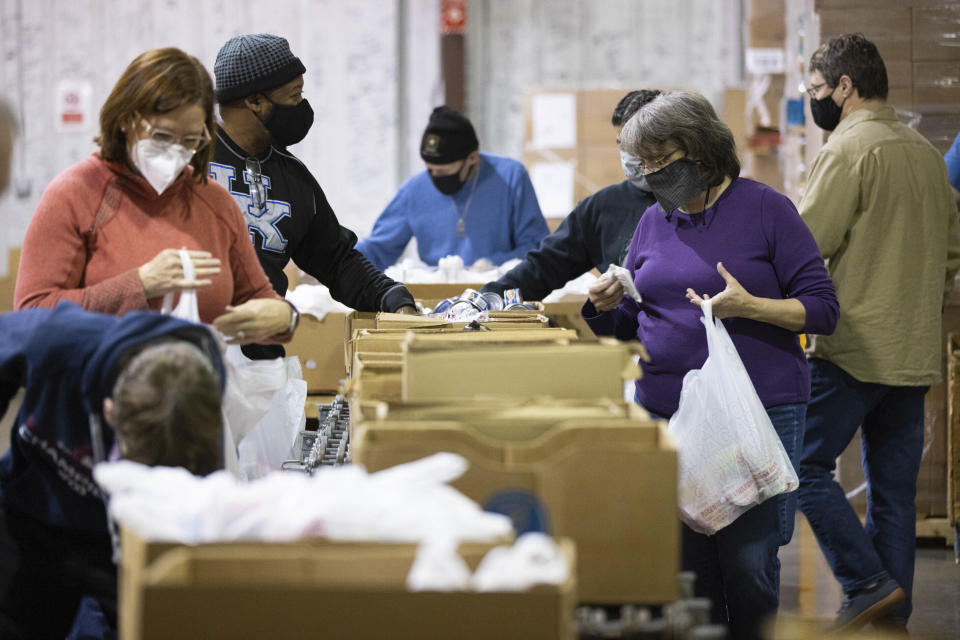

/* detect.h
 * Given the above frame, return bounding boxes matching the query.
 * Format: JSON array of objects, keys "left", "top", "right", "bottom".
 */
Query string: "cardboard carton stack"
[
  {"left": 741, "top": 0, "right": 787, "bottom": 193},
  {"left": 522, "top": 89, "right": 630, "bottom": 224},
  {"left": 344, "top": 310, "right": 680, "bottom": 605}
]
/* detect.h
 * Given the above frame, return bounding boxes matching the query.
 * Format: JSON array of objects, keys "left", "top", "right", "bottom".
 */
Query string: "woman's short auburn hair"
[{"left": 97, "top": 47, "right": 216, "bottom": 183}]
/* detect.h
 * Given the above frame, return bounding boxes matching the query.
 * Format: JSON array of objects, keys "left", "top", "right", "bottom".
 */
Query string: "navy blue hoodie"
[{"left": 0, "top": 303, "right": 225, "bottom": 535}]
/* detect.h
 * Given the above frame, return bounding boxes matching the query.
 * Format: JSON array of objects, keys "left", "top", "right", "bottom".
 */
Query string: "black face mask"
[
  {"left": 810, "top": 90, "right": 846, "bottom": 132},
  {"left": 430, "top": 161, "right": 468, "bottom": 195},
  {"left": 644, "top": 158, "right": 705, "bottom": 215},
  {"left": 263, "top": 99, "right": 314, "bottom": 147}
]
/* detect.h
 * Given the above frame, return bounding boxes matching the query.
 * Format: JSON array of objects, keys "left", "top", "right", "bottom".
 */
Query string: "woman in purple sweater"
[{"left": 584, "top": 91, "right": 838, "bottom": 640}]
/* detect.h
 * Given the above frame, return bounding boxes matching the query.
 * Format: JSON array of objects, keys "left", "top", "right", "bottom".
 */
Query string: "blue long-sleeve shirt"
[
  {"left": 356, "top": 153, "right": 549, "bottom": 270},
  {"left": 584, "top": 178, "right": 838, "bottom": 417},
  {"left": 945, "top": 131, "right": 960, "bottom": 191}
]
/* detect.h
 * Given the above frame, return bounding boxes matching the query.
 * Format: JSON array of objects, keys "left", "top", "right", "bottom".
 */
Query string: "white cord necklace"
[{"left": 450, "top": 161, "right": 481, "bottom": 237}]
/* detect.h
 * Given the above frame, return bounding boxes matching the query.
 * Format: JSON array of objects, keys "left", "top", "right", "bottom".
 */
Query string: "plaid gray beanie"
[{"left": 214, "top": 34, "right": 306, "bottom": 102}]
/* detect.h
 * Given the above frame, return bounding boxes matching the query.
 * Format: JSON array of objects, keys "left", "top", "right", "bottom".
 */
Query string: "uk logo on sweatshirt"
[{"left": 208, "top": 162, "right": 291, "bottom": 254}]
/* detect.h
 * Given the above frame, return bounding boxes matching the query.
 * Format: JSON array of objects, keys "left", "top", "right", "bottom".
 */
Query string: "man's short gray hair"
[{"left": 619, "top": 91, "right": 740, "bottom": 189}]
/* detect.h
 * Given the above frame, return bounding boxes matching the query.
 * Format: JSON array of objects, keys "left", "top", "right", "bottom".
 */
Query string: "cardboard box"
[
  {"left": 916, "top": 108, "right": 960, "bottom": 154},
  {"left": 948, "top": 332, "right": 960, "bottom": 528},
  {"left": 0, "top": 248, "right": 19, "bottom": 313},
  {"left": 121, "top": 528, "right": 576, "bottom": 640},
  {"left": 283, "top": 312, "right": 348, "bottom": 393},
  {"left": 913, "top": 6, "right": 960, "bottom": 62},
  {"left": 577, "top": 89, "right": 634, "bottom": 146},
  {"left": 913, "top": 62, "right": 960, "bottom": 106},
  {"left": 742, "top": 149, "right": 784, "bottom": 193},
  {"left": 818, "top": 9, "right": 913, "bottom": 61},
  {"left": 543, "top": 298, "right": 596, "bottom": 342},
  {"left": 353, "top": 416, "right": 677, "bottom": 604},
  {"left": 576, "top": 144, "right": 626, "bottom": 203},
  {"left": 401, "top": 338, "right": 643, "bottom": 404},
  {"left": 402, "top": 282, "right": 486, "bottom": 304}
]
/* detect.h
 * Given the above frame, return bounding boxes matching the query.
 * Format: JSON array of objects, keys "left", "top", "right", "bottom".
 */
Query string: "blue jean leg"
[
  {"left": 798, "top": 359, "right": 926, "bottom": 620},
  {"left": 861, "top": 384, "right": 926, "bottom": 622},
  {"left": 682, "top": 402, "right": 806, "bottom": 640}
]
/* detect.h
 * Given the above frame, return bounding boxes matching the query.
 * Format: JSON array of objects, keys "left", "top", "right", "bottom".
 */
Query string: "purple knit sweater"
[{"left": 584, "top": 178, "right": 838, "bottom": 416}]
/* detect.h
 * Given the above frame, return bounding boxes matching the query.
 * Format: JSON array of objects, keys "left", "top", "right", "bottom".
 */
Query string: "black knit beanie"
[{"left": 419, "top": 106, "right": 479, "bottom": 164}]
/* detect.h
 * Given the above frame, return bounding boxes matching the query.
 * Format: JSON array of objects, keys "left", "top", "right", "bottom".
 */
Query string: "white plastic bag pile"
[
  {"left": 668, "top": 300, "right": 798, "bottom": 535},
  {"left": 284, "top": 283, "right": 351, "bottom": 321},
  {"left": 95, "top": 452, "right": 568, "bottom": 592}
]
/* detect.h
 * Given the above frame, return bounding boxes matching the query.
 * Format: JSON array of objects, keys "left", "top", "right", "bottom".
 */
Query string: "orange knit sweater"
[{"left": 14, "top": 154, "right": 279, "bottom": 322}]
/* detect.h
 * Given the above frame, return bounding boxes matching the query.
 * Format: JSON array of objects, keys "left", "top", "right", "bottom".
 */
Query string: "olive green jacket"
[{"left": 800, "top": 105, "right": 960, "bottom": 385}]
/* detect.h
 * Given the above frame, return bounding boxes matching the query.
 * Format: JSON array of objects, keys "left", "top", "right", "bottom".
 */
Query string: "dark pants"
[
  {"left": 0, "top": 506, "right": 116, "bottom": 639},
  {"left": 797, "top": 358, "right": 927, "bottom": 623},
  {"left": 645, "top": 400, "right": 805, "bottom": 640}
]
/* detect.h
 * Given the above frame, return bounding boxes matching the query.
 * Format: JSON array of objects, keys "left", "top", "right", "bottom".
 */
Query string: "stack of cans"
[{"left": 430, "top": 288, "right": 537, "bottom": 319}]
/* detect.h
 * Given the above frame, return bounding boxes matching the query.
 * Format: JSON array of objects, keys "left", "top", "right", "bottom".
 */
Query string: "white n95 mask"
[{"left": 130, "top": 138, "right": 194, "bottom": 195}]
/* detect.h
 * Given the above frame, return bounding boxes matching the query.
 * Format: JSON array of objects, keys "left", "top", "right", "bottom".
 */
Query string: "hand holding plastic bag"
[{"left": 667, "top": 299, "right": 798, "bottom": 535}]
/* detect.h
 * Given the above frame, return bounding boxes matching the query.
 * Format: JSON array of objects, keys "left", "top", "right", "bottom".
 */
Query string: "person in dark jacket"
[
  {"left": 481, "top": 89, "right": 661, "bottom": 301},
  {"left": 210, "top": 33, "right": 417, "bottom": 360},
  {"left": 0, "top": 304, "right": 226, "bottom": 639}
]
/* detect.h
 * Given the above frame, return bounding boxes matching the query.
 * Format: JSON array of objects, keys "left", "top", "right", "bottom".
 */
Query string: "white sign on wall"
[
  {"left": 55, "top": 80, "right": 93, "bottom": 133},
  {"left": 531, "top": 93, "right": 576, "bottom": 149},
  {"left": 529, "top": 161, "right": 574, "bottom": 217}
]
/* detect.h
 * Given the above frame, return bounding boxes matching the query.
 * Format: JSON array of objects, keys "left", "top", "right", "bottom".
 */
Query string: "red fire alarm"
[{"left": 441, "top": 0, "right": 466, "bottom": 35}]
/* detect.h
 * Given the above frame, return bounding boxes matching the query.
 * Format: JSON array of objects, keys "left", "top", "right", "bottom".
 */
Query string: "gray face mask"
[
  {"left": 644, "top": 158, "right": 705, "bottom": 215},
  {"left": 619, "top": 150, "right": 650, "bottom": 191}
]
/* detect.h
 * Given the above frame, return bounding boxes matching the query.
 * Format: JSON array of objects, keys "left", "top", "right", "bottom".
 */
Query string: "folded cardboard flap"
[
  {"left": 353, "top": 418, "right": 666, "bottom": 465},
  {"left": 359, "top": 397, "right": 633, "bottom": 426}
]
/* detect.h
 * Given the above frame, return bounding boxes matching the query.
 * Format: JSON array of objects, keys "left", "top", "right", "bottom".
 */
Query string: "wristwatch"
[{"left": 285, "top": 301, "right": 300, "bottom": 335}]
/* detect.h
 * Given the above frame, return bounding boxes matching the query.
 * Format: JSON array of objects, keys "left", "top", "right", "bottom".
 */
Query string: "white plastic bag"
[
  {"left": 159, "top": 249, "right": 305, "bottom": 480},
  {"left": 667, "top": 299, "right": 798, "bottom": 535}
]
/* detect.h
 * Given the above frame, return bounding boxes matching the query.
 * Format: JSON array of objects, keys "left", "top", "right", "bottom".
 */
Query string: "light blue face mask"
[{"left": 619, "top": 150, "right": 650, "bottom": 192}]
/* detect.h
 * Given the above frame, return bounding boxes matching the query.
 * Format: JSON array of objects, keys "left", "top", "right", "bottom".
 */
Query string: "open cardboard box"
[
  {"left": 283, "top": 312, "right": 348, "bottom": 393},
  {"left": 353, "top": 416, "right": 677, "bottom": 604},
  {"left": 401, "top": 336, "right": 644, "bottom": 403},
  {"left": 120, "top": 528, "right": 576, "bottom": 640}
]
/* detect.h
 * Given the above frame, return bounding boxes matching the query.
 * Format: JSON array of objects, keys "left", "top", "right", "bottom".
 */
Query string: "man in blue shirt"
[
  {"left": 944, "top": 131, "right": 960, "bottom": 208},
  {"left": 356, "top": 106, "right": 549, "bottom": 271}
]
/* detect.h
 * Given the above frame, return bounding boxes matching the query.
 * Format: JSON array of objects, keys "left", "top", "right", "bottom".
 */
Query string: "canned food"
[{"left": 480, "top": 291, "right": 504, "bottom": 311}]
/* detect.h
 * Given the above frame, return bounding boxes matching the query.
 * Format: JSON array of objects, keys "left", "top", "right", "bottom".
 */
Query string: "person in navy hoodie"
[{"left": 0, "top": 303, "right": 226, "bottom": 639}]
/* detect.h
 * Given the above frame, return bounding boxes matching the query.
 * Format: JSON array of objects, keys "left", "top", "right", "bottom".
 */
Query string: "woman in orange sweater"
[{"left": 14, "top": 47, "right": 296, "bottom": 345}]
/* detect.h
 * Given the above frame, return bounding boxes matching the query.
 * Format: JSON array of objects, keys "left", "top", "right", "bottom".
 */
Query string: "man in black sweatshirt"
[
  {"left": 482, "top": 90, "right": 660, "bottom": 301},
  {"left": 210, "top": 33, "right": 417, "bottom": 359}
]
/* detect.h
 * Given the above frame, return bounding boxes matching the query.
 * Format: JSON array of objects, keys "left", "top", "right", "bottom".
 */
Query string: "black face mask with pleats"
[
  {"left": 263, "top": 99, "right": 314, "bottom": 147},
  {"left": 810, "top": 92, "right": 845, "bottom": 131}
]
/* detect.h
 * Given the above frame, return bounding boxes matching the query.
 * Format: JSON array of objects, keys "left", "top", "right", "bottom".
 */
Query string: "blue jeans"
[
  {"left": 797, "top": 358, "right": 927, "bottom": 622},
  {"left": 645, "top": 400, "right": 805, "bottom": 640}
]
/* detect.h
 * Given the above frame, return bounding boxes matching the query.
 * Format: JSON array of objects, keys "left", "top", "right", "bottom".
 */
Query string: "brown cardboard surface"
[
  {"left": 916, "top": 108, "right": 960, "bottom": 154},
  {"left": 914, "top": 62, "right": 960, "bottom": 105},
  {"left": 818, "top": 9, "right": 913, "bottom": 61},
  {"left": 576, "top": 144, "right": 626, "bottom": 203},
  {"left": 948, "top": 333, "right": 960, "bottom": 527},
  {"left": 742, "top": 150, "right": 784, "bottom": 193},
  {"left": 543, "top": 298, "right": 596, "bottom": 342},
  {"left": 403, "top": 282, "right": 485, "bottom": 303},
  {"left": 353, "top": 417, "right": 677, "bottom": 604},
  {"left": 401, "top": 339, "right": 642, "bottom": 403},
  {"left": 122, "top": 529, "right": 574, "bottom": 640},
  {"left": 913, "top": 6, "right": 960, "bottom": 61},
  {"left": 748, "top": 14, "right": 786, "bottom": 48},
  {"left": 723, "top": 88, "right": 749, "bottom": 160},
  {"left": 283, "top": 312, "right": 347, "bottom": 393},
  {"left": 0, "top": 248, "right": 19, "bottom": 313},
  {"left": 577, "top": 89, "right": 633, "bottom": 146}
]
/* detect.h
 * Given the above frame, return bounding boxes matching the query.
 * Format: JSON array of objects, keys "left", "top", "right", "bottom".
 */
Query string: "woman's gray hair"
[{"left": 619, "top": 91, "right": 740, "bottom": 189}]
